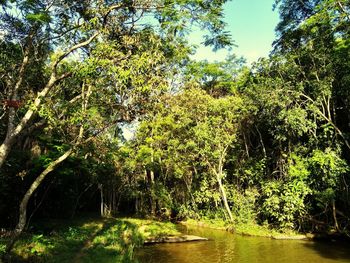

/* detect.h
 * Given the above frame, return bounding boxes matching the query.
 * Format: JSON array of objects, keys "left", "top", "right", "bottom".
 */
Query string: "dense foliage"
[{"left": 1, "top": 2, "right": 350, "bottom": 259}]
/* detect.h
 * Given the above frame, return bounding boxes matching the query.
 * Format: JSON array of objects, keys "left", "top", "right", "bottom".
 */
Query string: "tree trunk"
[
  {"left": 216, "top": 172, "right": 234, "bottom": 222},
  {"left": 99, "top": 184, "right": 104, "bottom": 217},
  {"left": 16, "top": 149, "right": 73, "bottom": 233},
  {"left": 146, "top": 169, "right": 156, "bottom": 216},
  {"left": 5, "top": 82, "right": 90, "bottom": 257},
  {"left": 14, "top": 80, "right": 88, "bottom": 230},
  {"left": 4, "top": 149, "right": 73, "bottom": 256},
  {"left": 332, "top": 200, "right": 339, "bottom": 231},
  {"left": 71, "top": 183, "right": 93, "bottom": 219},
  {"left": 0, "top": 74, "right": 59, "bottom": 169},
  {"left": 215, "top": 155, "right": 234, "bottom": 222},
  {"left": 5, "top": 31, "right": 33, "bottom": 145}
]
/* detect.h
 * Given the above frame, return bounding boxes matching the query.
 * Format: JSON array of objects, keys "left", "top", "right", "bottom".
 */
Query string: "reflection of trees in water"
[
  {"left": 303, "top": 240, "right": 350, "bottom": 261},
  {"left": 136, "top": 227, "right": 350, "bottom": 263}
]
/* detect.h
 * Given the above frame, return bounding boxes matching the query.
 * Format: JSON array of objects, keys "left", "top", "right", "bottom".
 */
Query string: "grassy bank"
[
  {"left": 0, "top": 217, "right": 181, "bottom": 263},
  {"left": 0, "top": 216, "right": 313, "bottom": 262},
  {"left": 181, "top": 218, "right": 306, "bottom": 239}
]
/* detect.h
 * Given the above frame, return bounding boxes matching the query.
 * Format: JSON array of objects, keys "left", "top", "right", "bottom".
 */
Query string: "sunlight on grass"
[
  {"left": 0, "top": 217, "right": 180, "bottom": 262},
  {"left": 127, "top": 218, "right": 180, "bottom": 239},
  {"left": 183, "top": 218, "right": 301, "bottom": 238}
]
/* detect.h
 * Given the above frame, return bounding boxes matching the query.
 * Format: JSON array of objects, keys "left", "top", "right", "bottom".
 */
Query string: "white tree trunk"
[
  {"left": 216, "top": 173, "right": 234, "bottom": 222},
  {"left": 99, "top": 184, "right": 105, "bottom": 217},
  {"left": 215, "top": 154, "right": 234, "bottom": 222}
]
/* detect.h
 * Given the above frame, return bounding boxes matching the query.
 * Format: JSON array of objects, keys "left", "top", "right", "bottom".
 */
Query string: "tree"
[
  {"left": 1, "top": 1, "right": 236, "bottom": 256},
  {"left": 129, "top": 88, "right": 244, "bottom": 222},
  {"left": 193, "top": 95, "right": 244, "bottom": 222},
  {"left": 184, "top": 54, "right": 246, "bottom": 97},
  {"left": 0, "top": 0, "right": 233, "bottom": 169}
]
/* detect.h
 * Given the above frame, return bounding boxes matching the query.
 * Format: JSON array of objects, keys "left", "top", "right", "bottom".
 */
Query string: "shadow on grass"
[
  {"left": 75, "top": 219, "right": 143, "bottom": 263},
  {"left": 1, "top": 218, "right": 143, "bottom": 263}
]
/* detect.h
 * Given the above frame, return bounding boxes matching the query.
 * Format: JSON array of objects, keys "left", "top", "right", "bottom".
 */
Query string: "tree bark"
[
  {"left": 215, "top": 155, "right": 234, "bottom": 222},
  {"left": 332, "top": 200, "right": 339, "bottom": 231},
  {"left": 99, "top": 184, "right": 105, "bottom": 217},
  {"left": 5, "top": 29, "right": 36, "bottom": 145},
  {"left": 71, "top": 183, "right": 93, "bottom": 219},
  {"left": 6, "top": 82, "right": 91, "bottom": 256},
  {"left": 216, "top": 173, "right": 234, "bottom": 222},
  {"left": 146, "top": 169, "right": 156, "bottom": 216},
  {"left": 256, "top": 126, "right": 267, "bottom": 158}
]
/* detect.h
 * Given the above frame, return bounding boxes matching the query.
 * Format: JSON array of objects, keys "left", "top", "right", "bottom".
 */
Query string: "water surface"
[{"left": 136, "top": 226, "right": 350, "bottom": 263}]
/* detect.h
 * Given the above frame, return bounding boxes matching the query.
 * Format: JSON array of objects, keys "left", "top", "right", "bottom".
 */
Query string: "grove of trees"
[{"left": 1, "top": 0, "right": 350, "bottom": 248}]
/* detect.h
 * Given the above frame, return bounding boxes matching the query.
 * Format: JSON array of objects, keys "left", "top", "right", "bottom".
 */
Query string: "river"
[{"left": 135, "top": 225, "right": 350, "bottom": 263}]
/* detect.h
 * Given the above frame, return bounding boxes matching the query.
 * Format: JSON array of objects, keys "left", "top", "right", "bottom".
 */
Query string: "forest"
[{"left": 1, "top": 0, "right": 350, "bottom": 262}]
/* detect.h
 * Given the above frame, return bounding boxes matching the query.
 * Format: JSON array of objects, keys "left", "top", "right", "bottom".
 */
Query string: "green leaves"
[
  {"left": 184, "top": 55, "right": 245, "bottom": 96},
  {"left": 26, "top": 12, "right": 51, "bottom": 23},
  {"left": 156, "top": 0, "right": 232, "bottom": 50},
  {"left": 261, "top": 178, "right": 310, "bottom": 229}
]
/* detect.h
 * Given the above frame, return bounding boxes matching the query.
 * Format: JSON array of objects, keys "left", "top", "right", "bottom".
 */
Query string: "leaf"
[{"left": 26, "top": 12, "right": 51, "bottom": 23}]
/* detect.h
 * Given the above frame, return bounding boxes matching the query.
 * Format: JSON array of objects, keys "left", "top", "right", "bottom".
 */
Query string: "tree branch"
[{"left": 53, "top": 32, "right": 100, "bottom": 68}]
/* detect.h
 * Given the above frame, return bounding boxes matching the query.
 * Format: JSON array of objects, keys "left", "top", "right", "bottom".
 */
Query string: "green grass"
[
  {"left": 183, "top": 218, "right": 228, "bottom": 230},
  {"left": 0, "top": 217, "right": 181, "bottom": 262},
  {"left": 182, "top": 218, "right": 302, "bottom": 238},
  {"left": 0, "top": 217, "right": 307, "bottom": 262}
]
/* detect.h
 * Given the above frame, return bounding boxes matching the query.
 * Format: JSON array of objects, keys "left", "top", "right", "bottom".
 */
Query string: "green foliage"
[
  {"left": 26, "top": 12, "right": 51, "bottom": 23},
  {"left": 238, "top": 158, "right": 267, "bottom": 186},
  {"left": 28, "top": 234, "right": 54, "bottom": 256},
  {"left": 308, "top": 148, "right": 348, "bottom": 207},
  {"left": 227, "top": 187, "right": 259, "bottom": 224},
  {"left": 1, "top": 0, "right": 350, "bottom": 243},
  {"left": 261, "top": 179, "right": 310, "bottom": 229},
  {"left": 184, "top": 55, "right": 246, "bottom": 96},
  {"left": 193, "top": 178, "right": 221, "bottom": 207},
  {"left": 261, "top": 154, "right": 311, "bottom": 229}
]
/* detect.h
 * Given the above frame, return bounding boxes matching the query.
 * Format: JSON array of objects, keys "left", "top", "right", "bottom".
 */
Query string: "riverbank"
[
  {"left": 181, "top": 219, "right": 308, "bottom": 240},
  {"left": 136, "top": 221, "right": 350, "bottom": 263},
  {"left": 182, "top": 219, "right": 350, "bottom": 241},
  {"left": 2, "top": 217, "right": 347, "bottom": 262},
  {"left": 0, "top": 217, "right": 181, "bottom": 262}
]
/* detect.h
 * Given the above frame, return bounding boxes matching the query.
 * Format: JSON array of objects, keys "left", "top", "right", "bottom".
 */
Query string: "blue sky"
[{"left": 191, "top": 0, "right": 280, "bottom": 64}]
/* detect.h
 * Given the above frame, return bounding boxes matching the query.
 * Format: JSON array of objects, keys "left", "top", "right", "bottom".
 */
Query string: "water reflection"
[{"left": 136, "top": 226, "right": 350, "bottom": 263}]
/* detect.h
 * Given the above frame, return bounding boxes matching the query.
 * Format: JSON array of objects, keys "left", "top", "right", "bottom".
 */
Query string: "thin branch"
[
  {"left": 336, "top": 1, "right": 350, "bottom": 21},
  {"left": 53, "top": 32, "right": 99, "bottom": 68},
  {"left": 300, "top": 93, "right": 350, "bottom": 150},
  {"left": 42, "top": 24, "right": 83, "bottom": 43},
  {"left": 103, "top": 3, "right": 124, "bottom": 25}
]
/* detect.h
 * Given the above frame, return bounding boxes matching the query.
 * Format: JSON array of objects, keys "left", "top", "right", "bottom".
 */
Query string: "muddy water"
[{"left": 135, "top": 226, "right": 350, "bottom": 263}]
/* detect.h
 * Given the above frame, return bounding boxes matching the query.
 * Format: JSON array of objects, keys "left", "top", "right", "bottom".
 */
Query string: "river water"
[{"left": 135, "top": 226, "right": 350, "bottom": 263}]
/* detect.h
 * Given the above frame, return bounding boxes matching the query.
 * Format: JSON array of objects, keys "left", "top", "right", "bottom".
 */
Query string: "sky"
[{"left": 191, "top": 0, "right": 280, "bottom": 64}]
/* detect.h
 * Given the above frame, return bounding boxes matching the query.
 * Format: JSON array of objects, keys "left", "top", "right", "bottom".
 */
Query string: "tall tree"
[{"left": 0, "top": 0, "right": 233, "bottom": 169}]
